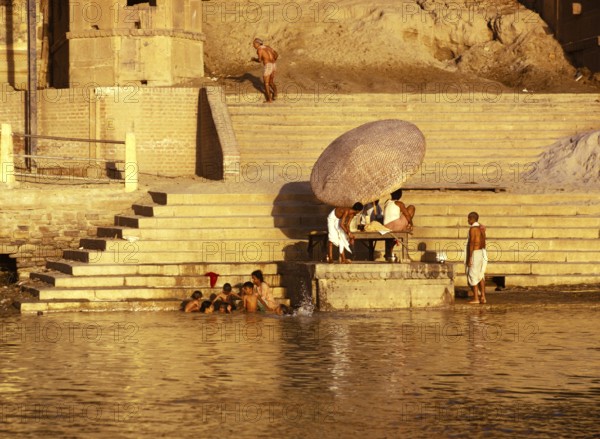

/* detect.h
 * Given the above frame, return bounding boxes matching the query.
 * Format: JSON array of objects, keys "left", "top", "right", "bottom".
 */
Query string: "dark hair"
[
  {"left": 199, "top": 301, "right": 212, "bottom": 313},
  {"left": 468, "top": 211, "right": 479, "bottom": 221},
  {"left": 213, "top": 300, "right": 224, "bottom": 310},
  {"left": 391, "top": 189, "right": 403, "bottom": 200},
  {"left": 352, "top": 202, "right": 364, "bottom": 211},
  {"left": 215, "top": 301, "right": 230, "bottom": 313},
  {"left": 243, "top": 281, "right": 254, "bottom": 289},
  {"left": 251, "top": 270, "right": 264, "bottom": 282},
  {"left": 279, "top": 304, "right": 292, "bottom": 315},
  {"left": 223, "top": 283, "right": 232, "bottom": 293},
  {"left": 191, "top": 290, "right": 202, "bottom": 300},
  {"left": 209, "top": 293, "right": 217, "bottom": 301}
]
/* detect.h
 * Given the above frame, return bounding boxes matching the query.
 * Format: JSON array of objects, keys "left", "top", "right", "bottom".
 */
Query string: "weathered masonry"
[{"left": 0, "top": 0, "right": 205, "bottom": 89}]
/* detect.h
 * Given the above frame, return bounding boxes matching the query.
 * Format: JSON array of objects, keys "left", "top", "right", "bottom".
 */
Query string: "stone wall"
[
  {"left": 1, "top": 87, "right": 213, "bottom": 177},
  {"left": 51, "top": 0, "right": 205, "bottom": 87},
  {"left": 98, "top": 87, "right": 200, "bottom": 176},
  {"left": 281, "top": 262, "right": 456, "bottom": 310},
  {"left": 0, "top": 187, "right": 143, "bottom": 277}
]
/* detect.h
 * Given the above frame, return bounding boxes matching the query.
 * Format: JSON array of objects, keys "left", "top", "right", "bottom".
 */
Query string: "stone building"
[
  {"left": 0, "top": 0, "right": 205, "bottom": 89},
  {"left": 522, "top": 0, "right": 600, "bottom": 72}
]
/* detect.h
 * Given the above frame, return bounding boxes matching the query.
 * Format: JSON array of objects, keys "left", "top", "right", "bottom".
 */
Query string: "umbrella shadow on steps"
[{"left": 271, "top": 182, "right": 327, "bottom": 261}]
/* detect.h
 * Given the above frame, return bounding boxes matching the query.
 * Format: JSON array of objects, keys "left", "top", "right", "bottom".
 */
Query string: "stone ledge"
[
  {"left": 204, "top": 86, "right": 241, "bottom": 180},
  {"left": 280, "top": 262, "right": 455, "bottom": 311},
  {"left": 67, "top": 29, "right": 206, "bottom": 41}
]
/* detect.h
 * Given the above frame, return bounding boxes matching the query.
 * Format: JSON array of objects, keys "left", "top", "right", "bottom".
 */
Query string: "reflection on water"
[{"left": 0, "top": 307, "right": 599, "bottom": 438}]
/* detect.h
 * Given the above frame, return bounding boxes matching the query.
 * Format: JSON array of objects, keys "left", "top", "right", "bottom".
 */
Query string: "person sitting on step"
[
  {"left": 252, "top": 270, "right": 277, "bottom": 311},
  {"left": 383, "top": 189, "right": 415, "bottom": 259}
]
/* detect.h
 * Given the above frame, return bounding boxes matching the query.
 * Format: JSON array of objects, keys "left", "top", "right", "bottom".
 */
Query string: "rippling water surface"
[{"left": 1, "top": 307, "right": 599, "bottom": 438}]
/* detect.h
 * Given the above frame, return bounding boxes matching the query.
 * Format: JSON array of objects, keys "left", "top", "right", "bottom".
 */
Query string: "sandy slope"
[{"left": 198, "top": 0, "right": 599, "bottom": 93}]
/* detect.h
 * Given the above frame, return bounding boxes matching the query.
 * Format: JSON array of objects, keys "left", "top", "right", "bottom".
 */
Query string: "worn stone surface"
[
  {"left": 282, "top": 262, "right": 455, "bottom": 311},
  {"left": 0, "top": 187, "right": 143, "bottom": 275}
]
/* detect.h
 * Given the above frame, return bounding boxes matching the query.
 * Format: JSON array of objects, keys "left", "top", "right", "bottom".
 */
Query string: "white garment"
[
  {"left": 466, "top": 222, "right": 487, "bottom": 286},
  {"left": 327, "top": 209, "right": 352, "bottom": 254},
  {"left": 467, "top": 249, "right": 488, "bottom": 286},
  {"left": 383, "top": 199, "right": 401, "bottom": 223}
]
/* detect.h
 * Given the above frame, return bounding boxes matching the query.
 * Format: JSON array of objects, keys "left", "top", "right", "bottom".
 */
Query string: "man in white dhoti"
[
  {"left": 327, "top": 203, "right": 363, "bottom": 263},
  {"left": 466, "top": 211, "right": 488, "bottom": 304}
]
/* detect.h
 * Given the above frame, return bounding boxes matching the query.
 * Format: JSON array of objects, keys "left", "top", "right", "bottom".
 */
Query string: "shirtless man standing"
[
  {"left": 466, "top": 212, "right": 487, "bottom": 304},
  {"left": 252, "top": 38, "right": 278, "bottom": 103}
]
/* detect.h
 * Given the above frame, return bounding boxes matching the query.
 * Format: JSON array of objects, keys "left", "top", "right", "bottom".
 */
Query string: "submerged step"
[{"left": 29, "top": 285, "right": 287, "bottom": 301}]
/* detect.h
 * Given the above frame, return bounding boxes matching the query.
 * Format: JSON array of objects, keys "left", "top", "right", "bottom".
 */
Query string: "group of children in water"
[{"left": 180, "top": 269, "right": 292, "bottom": 315}]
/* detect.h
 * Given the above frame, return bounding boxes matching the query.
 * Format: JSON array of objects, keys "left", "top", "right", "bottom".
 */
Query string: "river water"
[{"left": 1, "top": 305, "right": 599, "bottom": 438}]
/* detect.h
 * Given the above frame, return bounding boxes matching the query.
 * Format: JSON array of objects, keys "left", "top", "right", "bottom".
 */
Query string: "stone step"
[
  {"left": 225, "top": 92, "right": 600, "bottom": 106},
  {"left": 237, "top": 162, "right": 538, "bottom": 179},
  {"left": 19, "top": 299, "right": 183, "bottom": 314},
  {"left": 415, "top": 215, "right": 600, "bottom": 228},
  {"left": 61, "top": 244, "right": 306, "bottom": 264},
  {"left": 414, "top": 204, "right": 600, "bottom": 217},
  {"left": 231, "top": 126, "right": 587, "bottom": 139},
  {"left": 30, "top": 270, "right": 283, "bottom": 289},
  {"left": 228, "top": 163, "right": 549, "bottom": 186},
  {"left": 63, "top": 239, "right": 600, "bottom": 265},
  {"left": 98, "top": 226, "right": 321, "bottom": 240},
  {"left": 149, "top": 191, "right": 593, "bottom": 205},
  {"left": 236, "top": 137, "right": 558, "bottom": 148},
  {"left": 236, "top": 146, "right": 543, "bottom": 158},
  {"left": 131, "top": 203, "right": 329, "bottom": 217},
  {"left": 230, "top": 119, "right": 599, "bottom": 132},
  {"left": 446, "top": 261, "right": 600, "bottom": 280},
  {"left": 410, "top": 226, "right": 600, "bottom": 240},
  {"left": 79, "top": 237, "right": 312, "bottom": 253},
  {"left": 407, "top": 248, "right": 600, "bottom": 264},
  {"left": 72, "top": 235, "right": 308, "bottom": 258},
  {"left": 86, "top": 231, "right": 600, "bottom": 253},
  {"left": 453, "top": 274, "right": 600, "bottom": 288},
  {"left": 19, "top": 297, "right": 291, "bottom": 314},
  {"left": 148, "top": 191, "right": 317, "bottom": 205},
  {"left": 228, "top": 106, "right": 600, "bottom": 120},
  {"left": 409, "top": 238, "right": 600, "bottom": 253},
  {"left": 114, "top": 214, "right": 324, "bottom": 229},
  {"left": 46, "top": 260, "right": 282, "bottom": 277},
  {"left": 26, "top": 285, "right": 288, "bottom": 301}
]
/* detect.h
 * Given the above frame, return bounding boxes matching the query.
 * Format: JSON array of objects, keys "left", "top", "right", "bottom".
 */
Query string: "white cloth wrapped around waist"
[
  {"left": 466, "top": 248, "right": 487, "bottom": 286},
  {"left": 327, "top": 209, "right": 352, "bottom": 254}
]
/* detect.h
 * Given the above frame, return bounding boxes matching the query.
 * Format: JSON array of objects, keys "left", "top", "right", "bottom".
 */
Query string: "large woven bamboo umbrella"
[{"left": 310, "top": 119, "right": 426, "bottom": 206}]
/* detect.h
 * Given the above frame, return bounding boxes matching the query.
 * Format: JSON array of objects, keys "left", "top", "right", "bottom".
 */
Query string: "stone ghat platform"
[{"left": 281, "top": 262, "right": 455, "bottom": 311}]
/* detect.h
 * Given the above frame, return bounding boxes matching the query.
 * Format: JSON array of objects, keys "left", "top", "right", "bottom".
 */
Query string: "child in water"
[
  {"left": 240, "top": 281, "right": 259, "bottom": 313},
  {"left": 182, "top": 290, "right": 203, "bottom": 312},
  {"left": 211, "top": 283, "right": 242, "bottom": 311}
]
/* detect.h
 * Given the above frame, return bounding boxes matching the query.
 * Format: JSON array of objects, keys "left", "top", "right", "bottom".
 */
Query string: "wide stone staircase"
[
  {"left": 20, "top": 92, "right": 600, "bottom": 312},
  {"left": 404, "top": 191, "right": 600, "bottom": 287},
  {"left": 226, "top": 92, "right": 600, "bottom": 287},
  {"left": 21, "top": 188, "right": 328, "bottom": 313},
  {"left": 227, "top": 92, "right": 600, "bottom": 187}
]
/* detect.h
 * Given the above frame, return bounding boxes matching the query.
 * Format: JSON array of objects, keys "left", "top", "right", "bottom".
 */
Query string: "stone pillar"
[{"left": 0, "top": 124, "right": 16, "bottom": 188}]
